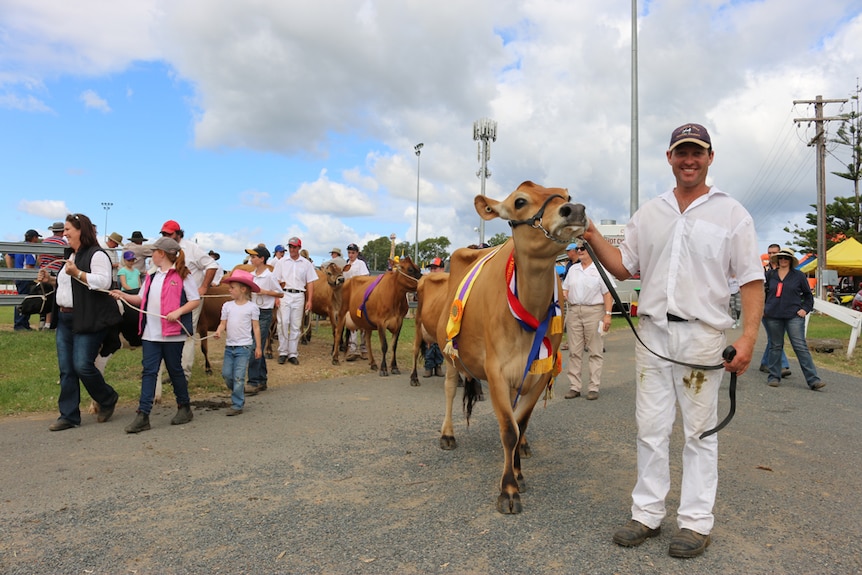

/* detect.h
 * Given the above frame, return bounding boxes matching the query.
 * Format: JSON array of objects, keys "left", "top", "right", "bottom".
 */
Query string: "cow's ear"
[
  {"left": 343, "top": 263, "right": 351, "bottom": 272},
  {"left": 475, "top": 195, "right": 502, "bottom": 221}
]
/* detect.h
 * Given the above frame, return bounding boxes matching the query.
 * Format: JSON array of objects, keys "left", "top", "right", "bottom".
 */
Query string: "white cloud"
[
  {"left": 17, "top": 199, "right": 69, "bottom": 219},
  {"left": 288, "top": 169, "right": 375, "bottom": 216},
  {"left": 80, "top": 89, "right": 111, "bottom": 112},
  {"left": 0, "top": 92, "right": 52, "bottom": 112}
]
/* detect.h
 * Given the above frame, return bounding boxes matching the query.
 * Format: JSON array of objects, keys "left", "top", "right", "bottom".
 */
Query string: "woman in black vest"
[{"left": 38, "top": 213, "right": 121, "bottom": 431}]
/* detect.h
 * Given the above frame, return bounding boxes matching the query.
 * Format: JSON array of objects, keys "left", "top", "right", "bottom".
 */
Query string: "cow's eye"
[{"left": 514, "top": 198, "right": 527, "bottom": 210}]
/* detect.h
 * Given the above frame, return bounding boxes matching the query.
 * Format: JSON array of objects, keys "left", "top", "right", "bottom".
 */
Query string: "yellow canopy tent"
[{"left": 799, "top": 237, "right": 862, "bottom": 276}]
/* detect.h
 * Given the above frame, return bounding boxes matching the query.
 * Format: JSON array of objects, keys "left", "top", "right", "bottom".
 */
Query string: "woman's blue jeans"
[
  {"left": 56, "top": 311, "right": 118, "bottom": 425},
  {"left": 223, "top": 344, "right": 252, "bottom": 410},
  {"left": 140, "top": 340, "right": 189, "bottom": 414},
  {"left": 763, "top": 315, "right": 821, "bottom": 386}
]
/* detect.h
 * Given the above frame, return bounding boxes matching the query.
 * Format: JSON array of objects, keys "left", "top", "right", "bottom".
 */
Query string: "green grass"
[
  {"left": 1, "top": 307, "right": 858, "bottom": 415},
  {"left": 0, "top": 307, "right": 228, "bottom": 416}
]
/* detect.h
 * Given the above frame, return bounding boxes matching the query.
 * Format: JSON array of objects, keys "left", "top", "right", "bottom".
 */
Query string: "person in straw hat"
[{"left": 763, "top": 247, "right": 824, "bottom": 391}]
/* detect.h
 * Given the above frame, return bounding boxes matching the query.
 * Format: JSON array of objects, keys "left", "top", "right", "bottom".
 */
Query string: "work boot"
[
  {"left": 171, "top": 404, "right": 193, "bottom": 425},
  {"left": 97, "top": 392, "right": 119, "bottom": 423},
  {"left": 434, "top": 365, "right": 443, "bottom": 377},
  {"left": 125, "top": 412, "right": 151, "bottom": 434},
  {"left": 423, "top": 368, "right": 433, "bottom": 378},
  {"left": 668, "top": 528, "right": 711, "bottom": 558},
  {"left": 613, "top": 520, "right": 661, "bottom": 547}
]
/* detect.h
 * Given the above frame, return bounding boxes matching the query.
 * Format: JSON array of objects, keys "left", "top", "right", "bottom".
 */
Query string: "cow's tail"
[{"left": 462, "top": 377, "right": 482, "bottom": 425}]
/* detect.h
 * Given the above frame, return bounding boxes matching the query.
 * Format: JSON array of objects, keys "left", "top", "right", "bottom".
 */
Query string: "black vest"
[{"left": 67, "top": 244, "right": 122, "bottom": 334}]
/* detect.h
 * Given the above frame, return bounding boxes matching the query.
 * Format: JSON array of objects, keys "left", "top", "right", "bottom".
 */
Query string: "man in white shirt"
[
  {"left": 586, "top": 122, "right": 763, "bottom": 558},
  {"left": 561, "top": 245, "right": 614, "bottom": 400},
  {"left": 343, "top": 242, "right": 370, "bottom": 360},
  {"left": 273, "top": 237, "right": 316, "bottom": 365}
]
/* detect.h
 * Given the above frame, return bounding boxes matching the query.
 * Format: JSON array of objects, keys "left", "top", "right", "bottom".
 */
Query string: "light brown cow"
[
  {"left": 409, "top": 272, "right": 450, "bottom": 386},
  {"left": 300, "top": 261, "right": 345, "bottom": 346},
  {"left": 332, "top": 257, "right": 422, "bottom": 376},
  {"left": 434, "top": 181, "right": 586, "bottom": 514}
]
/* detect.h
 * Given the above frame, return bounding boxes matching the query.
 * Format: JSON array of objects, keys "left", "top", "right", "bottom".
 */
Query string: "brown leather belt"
[{"left": 59, "top": 307, "right": 73, "bottom": 313}]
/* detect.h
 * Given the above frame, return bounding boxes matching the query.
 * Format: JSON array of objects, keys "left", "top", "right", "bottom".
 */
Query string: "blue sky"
[{"left": 2, "top": 0, "right": 862, "bottom": 266}]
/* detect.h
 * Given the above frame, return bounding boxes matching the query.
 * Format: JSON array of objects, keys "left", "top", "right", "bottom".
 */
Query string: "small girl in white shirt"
[{"left": 214, "top": 270, "right": 262, "bottom": 415}]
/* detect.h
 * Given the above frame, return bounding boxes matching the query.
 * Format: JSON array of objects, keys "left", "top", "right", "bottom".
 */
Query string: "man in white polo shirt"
[{"left": 273, "top": 237, "right": 316, "bottom": 365}]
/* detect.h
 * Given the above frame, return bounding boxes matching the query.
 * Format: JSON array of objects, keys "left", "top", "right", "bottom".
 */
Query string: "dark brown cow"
[
  {"left": 300, "top": 261, "right": 345, "bottom": 345},
  {"left": 434, "top": 181, "right": 586, "bottom": 514},
  {"left": 332, "top": 257, "right": 422, "bottom": 376},
  {"left": 409, "top": 272, "right": 450, "bottom": 386}
]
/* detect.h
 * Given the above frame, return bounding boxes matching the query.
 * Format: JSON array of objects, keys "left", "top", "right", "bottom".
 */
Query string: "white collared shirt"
[{"left": 618, "top": 186, "right": 763, "bottom": 330}]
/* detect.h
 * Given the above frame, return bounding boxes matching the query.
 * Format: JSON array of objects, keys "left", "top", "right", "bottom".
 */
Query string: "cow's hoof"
[
  {"left": 439, "top": 435, "right": 457, "bottom": 450},
  {"left": 369, "top": 363, "right": 378, "bottom": 371},
  {"left": 204, "top": 370, "right": 212, "bottom": 376},
  {"left": 391, "top": 367, "right": 400, "bottom": 375},
  {"left": 496, "top": 493, "right": 522, "bottom": 514},
  {"left": 410, "top": 377, "right": 420, "bottom": 387},
  {"left": 519, "top": 441, "right": 532, "bottom": 458},
  {"left": 517, "top": 475, "right": 527, "bottom": 492},
  {"left": 379, "top": 370, "right": 389, "bottom": 377},
  {"left": 332, "top": 359, "right": 339, "bottom": 366}
]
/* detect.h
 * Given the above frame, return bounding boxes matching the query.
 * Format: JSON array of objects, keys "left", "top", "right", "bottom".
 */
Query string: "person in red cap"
[
  {"left": 158, "top": 220, "right": 219, "bottom": 382},
  {"left": 272, "top": 237, "right": 316, "bottom": 365}
]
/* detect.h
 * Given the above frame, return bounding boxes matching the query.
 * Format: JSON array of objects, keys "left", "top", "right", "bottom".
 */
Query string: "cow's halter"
[{"left": 507, "top": 194, "right": 571, "bottom": 243}]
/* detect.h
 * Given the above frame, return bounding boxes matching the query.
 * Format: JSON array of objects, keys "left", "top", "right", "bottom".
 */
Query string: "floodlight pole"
[
  {"left": 473, "top": 118, "right": 497, "bottom": 245},
  {"left": 414, "top": 143, "right": 423, "bottom": 263},
  {"left": 101, "top": 202, "right": 113, "bottom": 239}
]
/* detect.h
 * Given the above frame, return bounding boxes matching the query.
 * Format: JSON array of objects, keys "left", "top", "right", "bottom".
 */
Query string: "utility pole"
[{"left": 793, "top": 95, "right": 847, "bottom": 299}]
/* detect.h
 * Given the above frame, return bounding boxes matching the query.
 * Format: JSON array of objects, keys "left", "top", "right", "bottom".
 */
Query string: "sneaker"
[
  {"left": 586, "top": 391, "right": 599, "bottom": 400},
  {"left": 781, "top": 368, "right": 792, "bottom": 377},
  {"left": 277, "top": 355, "right": 287, "bottom": 365},
  {"left": 124, "top": 412, "right": 151, "bottom": 434},
  {"left": 171, "top": 405, "right": 193, "bottom": 425},
  {"left": 564, "top": 390, "right": 580, "bottom": 399},
  {"left": 668, "top": 528, "right": 711, "bottom": 558},
  {"left": 810, "top": 381, "right": 826, "bottom": 390},
  {"left": 226, "top": 408, "right": 243, "bottom": 416},
  {"left": 613, "top": 520, "right": 661, "bottom": 547},
  {"left": 48, "top": 419, "right": 76, "bottom": 432}
]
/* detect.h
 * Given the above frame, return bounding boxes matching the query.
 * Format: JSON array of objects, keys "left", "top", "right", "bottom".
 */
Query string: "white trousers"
[
  {"left": 277, "top": 292, "right": 305, "bottom": 358},
  {"left": 630, "top": 317, "right": 725, "bottom": 535}
]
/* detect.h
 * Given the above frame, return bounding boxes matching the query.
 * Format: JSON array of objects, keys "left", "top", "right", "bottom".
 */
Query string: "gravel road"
[{"left": 2, "top": 327, "right": 861, "bottom": 575}]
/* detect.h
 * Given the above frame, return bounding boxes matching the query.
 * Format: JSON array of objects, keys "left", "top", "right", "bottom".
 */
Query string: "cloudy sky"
[{"left": 2, "top": 0, "right": 861, "bottom": 266}]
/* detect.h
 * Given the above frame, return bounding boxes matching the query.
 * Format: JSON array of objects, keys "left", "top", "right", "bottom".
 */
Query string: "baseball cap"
[
  {"left": 274, "top": 244, "right": 285, "bottom": 253},
  {"left": 347, "top": 243, "right": 360, "bottom": 252},
  {"left": 566, "top": 243, "right": 578, "bottom": 251},
  {"left": 668, "top": 123, "right": 712, "bottom": 151},
  {"left": 123, "top": 250, "right": 137, "bottom": 261},
  {"left": 143, "top": 236, "right": 181, "bottom": 256},
  {"left": 288, "top": 237, "right": 301, "bottom": 247},
  {"left": 25, "top": 229, "right": 42, "bottom": 240},
  {"left": 160, "top": 220, "right": 181, "bottom": 234},
  {"left": 245, "top": 246, "right": 271, "bottom": 261},
  {"left": 429, "top": 257, "right": 443, "bottom": 268}
]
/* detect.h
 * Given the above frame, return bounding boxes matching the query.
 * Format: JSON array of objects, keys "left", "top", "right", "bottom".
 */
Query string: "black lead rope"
[{"left": 579, "top": 241, "right": 737, "bottom": 439}]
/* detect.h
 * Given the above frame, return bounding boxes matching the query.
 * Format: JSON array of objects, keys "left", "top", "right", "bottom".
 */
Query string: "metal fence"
[{"left": 0, "top": 241, "right": 120, "bottom": 306}]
